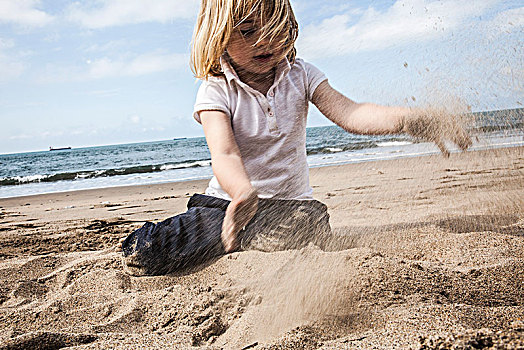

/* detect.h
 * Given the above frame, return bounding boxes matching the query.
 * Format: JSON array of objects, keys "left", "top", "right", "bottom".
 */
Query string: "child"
[{"left": 122, "top": 0, "right": 471, "bottom": 276}]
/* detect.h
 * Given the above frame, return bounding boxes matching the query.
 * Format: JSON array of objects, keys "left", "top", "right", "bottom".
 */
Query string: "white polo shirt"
[{"left": 193, "top": 56, "right": 327, "bottom": 200}]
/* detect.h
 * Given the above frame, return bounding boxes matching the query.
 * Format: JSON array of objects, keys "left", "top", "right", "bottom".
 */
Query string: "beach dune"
[{"left": 0, "top": 147, "right": 523, "bottom": 349}]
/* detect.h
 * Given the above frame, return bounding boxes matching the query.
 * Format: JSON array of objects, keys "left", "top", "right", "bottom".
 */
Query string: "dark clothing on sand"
[{"left": 122, "top": 194, "right": 331, "bottom": 276}]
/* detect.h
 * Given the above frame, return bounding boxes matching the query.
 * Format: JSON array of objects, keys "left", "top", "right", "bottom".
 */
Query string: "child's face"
[{"left": 226, "top": 18, "right": 287, "bottom": 76}]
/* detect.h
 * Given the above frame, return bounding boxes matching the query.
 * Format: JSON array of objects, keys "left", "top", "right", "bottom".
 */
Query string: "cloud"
[
  {"left": 0, "top": 56, "right": 24, "bottom": 82},
  {"left": 82, "top": 39, "right": 131, "bottom": 54},
  {"left": 478, "top": 6, "right": 524, "bottom": 96},
  {"left": 297, "top": 0, "right": 500, "bottom": 58},
  {"left": 489, "top": 6, "right": 524, "bottom": 33},
  {"left": 0, "top": 0, "right": 54, "bottom": 27},
  {"left": 128, "top": 114, "right": 140, "bottom": 124},
  {"left": 293, "top": 0, "right": 363, "bottom": 21},
  {"left": 86, "top": 52, "right": 188, "bottom": 79},
  {"left": 0, "top": 38, "right": 14, "bottom": 49},
  {"left": 66, "top": 0, "right": 199, "bottom": 28},
  {"left": 0, "top": 38, "right": 24, "bottom": 82},
  {"left": 86, "top": 89, "right": 121, "bottom": 97},
  {"left": 37, "top": 51, "right": 188, "bottom": 83},
  {"left": 8, "top": 133, "right": 32, "bottom": 141}
]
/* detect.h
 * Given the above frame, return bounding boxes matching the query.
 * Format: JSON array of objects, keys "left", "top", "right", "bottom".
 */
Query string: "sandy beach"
[{"left": 0, "top": 147, "right": 523, "bottom": 349}]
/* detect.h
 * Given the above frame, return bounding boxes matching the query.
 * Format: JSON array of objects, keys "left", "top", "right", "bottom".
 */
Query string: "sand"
[{"left": 0, "top": 147, "right": 523, "bottom": 349}]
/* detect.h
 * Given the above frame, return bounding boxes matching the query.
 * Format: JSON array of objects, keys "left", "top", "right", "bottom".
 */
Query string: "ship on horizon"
[{"left": 49, "top": 146, "right": 72, "bottom": 151}]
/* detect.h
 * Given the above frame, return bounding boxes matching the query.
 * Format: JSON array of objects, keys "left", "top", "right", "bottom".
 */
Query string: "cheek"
[
  {"left": 226, "top": 39, "right": 240, "bottom": 53},
  {"left": 227, "top": 43, "right": 252, "bottom": 62},
  {"left": 226, "top": 49, "right": 242, "bottom": 64}
]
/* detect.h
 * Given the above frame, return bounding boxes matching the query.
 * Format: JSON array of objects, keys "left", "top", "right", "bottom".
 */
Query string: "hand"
[
  {"left": 402, "top": 108, "right": 472, "bottom": 157},
  {"left": 221, "top": 187, "right": 259, "bottom": 253}
]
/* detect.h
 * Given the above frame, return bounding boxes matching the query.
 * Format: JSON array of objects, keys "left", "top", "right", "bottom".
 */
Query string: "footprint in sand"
[{"left": 107, "top": 205, "right": 143, "bottom": 212}]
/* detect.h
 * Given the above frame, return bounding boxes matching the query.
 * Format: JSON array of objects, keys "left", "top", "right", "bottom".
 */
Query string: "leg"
[
  {"left": 240, "top": 199, "right": 332, "bottom": 252},
  {"left": 122, "top": 205, "right": 226, "bottom": 276}
]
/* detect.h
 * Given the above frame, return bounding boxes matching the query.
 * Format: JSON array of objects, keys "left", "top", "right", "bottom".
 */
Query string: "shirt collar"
[{"left": 220, "top": 55, "right": 291, "bottom": 88}]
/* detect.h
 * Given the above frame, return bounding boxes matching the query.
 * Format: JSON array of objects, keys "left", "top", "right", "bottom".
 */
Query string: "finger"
[
  {"left": 221, "top": 190, "right": 259, "bottom": 253},
  {"left": 221, "top": 214, "right": 238, "bottom": 252},
  {"left": 221, "top": 204, "right": 254, "bottom": 252},
  {"left": 455, "top": 128, "right": 472, "bottom": 151},
  {"left": 233, "top": 193, "right": 258, "bottom": 226},
  {"left": 435, "top": 139, "right": 450, "bottom": 158},
  {"left": 448, "top": 117, "right": 473, "bottom": 151},
  {"left": 226, "top": 235, "right": 239, "bottom": 252},
  {"left": 221, "top": 223, "right": 239, "bottom": 252}
]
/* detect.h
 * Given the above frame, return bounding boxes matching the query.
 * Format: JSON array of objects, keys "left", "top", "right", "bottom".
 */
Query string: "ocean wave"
[
  {"left": 472, "top": 108, "right": 523, "bottom": 133},
  {"left": 0, "top": 159, "right": 211, "bottom": 187},
  {"left": 377, "top": 141, "right": 413, "bottom": 147},
  {"left": 160, "top": 160, "right": 211, "bottom": 170},
  {"left": 470, "top": 123, "right": 524, "bottom": 133},
  {"left": 306, "top": 141, "right": 378, "bottom": 155}
]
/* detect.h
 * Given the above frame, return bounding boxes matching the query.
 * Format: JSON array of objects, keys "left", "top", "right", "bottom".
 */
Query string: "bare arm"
[
  {"left": 311, "top": 80, "right": 471, "bottom": 155},
  {"left": 200, "top": 110, "right": 258, "bottom": 252},
  {"left": 311, "top": 80, "right": 408, "bottom": 135},
  {"left": 200, "top": 110, "right": 252, "bottom": 197}
]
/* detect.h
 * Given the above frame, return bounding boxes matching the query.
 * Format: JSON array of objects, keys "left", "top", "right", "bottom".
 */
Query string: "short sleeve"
[
  {"left": 193, "top": 78, "right": 231, "bottom": 123},
  {"left": 303, "top": 61, "right": 328, "bottom": 101}
]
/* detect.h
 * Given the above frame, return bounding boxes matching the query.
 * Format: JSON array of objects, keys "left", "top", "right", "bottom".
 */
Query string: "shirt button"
[
  {"left": 268, "top": 91, "right": 274, "bottom": 97},
  {"left": 269, "top": 111, "right": 274, "bottom": 117}
]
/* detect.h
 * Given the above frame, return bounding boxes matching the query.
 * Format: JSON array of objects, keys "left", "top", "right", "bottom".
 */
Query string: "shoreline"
[
  {"left": 1, "top": 143, "right": 523, "bottom": 202},
  {"left": 2, "top": 130, "right": 523, "bottom": 199}
]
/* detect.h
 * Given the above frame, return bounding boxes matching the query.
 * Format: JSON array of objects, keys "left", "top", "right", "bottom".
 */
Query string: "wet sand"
[{"left": 0, "top": 147, "right": 523, "bottom": 349}]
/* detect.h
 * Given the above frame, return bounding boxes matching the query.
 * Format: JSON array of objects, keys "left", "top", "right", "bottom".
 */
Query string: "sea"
[{"left": 1, "top": 108, "right": 523, "bottom": 199}]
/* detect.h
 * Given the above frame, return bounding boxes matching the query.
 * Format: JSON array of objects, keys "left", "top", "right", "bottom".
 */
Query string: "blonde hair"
[{"left": 190, "top": 0, "right": 298, "bottom": 79}]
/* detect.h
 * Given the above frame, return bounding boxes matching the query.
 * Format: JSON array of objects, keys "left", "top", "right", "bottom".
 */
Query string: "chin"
[
  {"left": 249, "top": 61, "right": 276, "bottom": 73},
  {"left": 254, "top": 66, "right": 275, "bottom": 74}
]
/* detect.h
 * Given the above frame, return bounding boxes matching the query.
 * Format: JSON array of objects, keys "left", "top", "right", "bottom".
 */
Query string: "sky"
[{"left": 0, "top": 0, "right": 522, "bottom": 154}]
